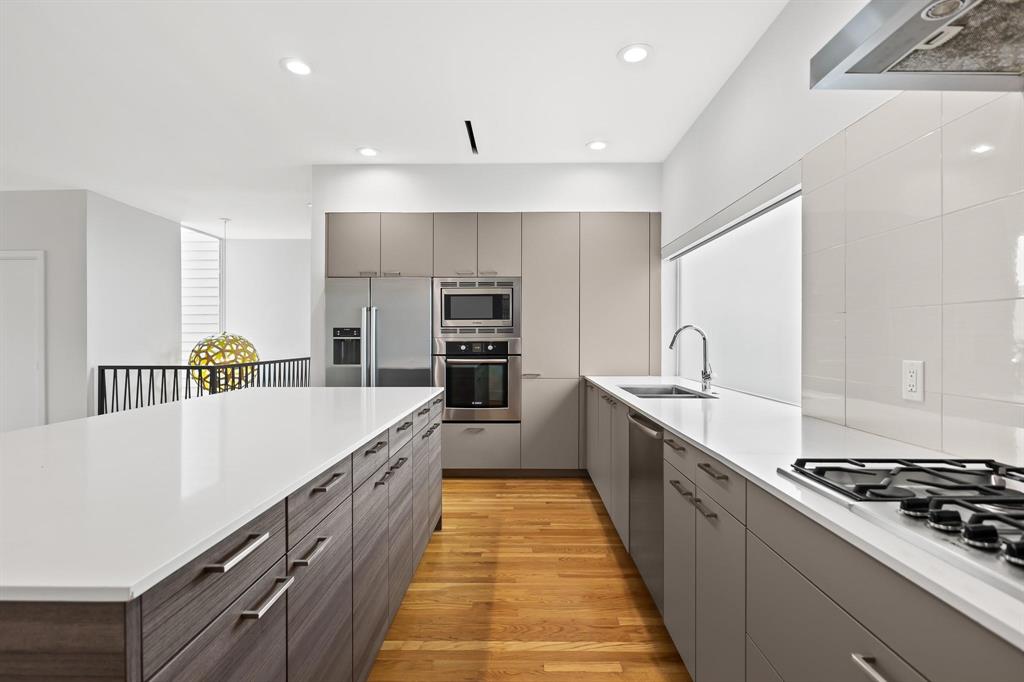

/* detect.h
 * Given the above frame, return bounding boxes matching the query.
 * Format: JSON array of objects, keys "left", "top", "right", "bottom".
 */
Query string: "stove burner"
[
  {"left": 865, "top": 485, "right": 916, "bottom": 500},
  {"left": 1002, "top": 540, "right": 1024, "bottom": 567},
  {"left": 898, "top": 498, "right": 932, "bottom": 517},
  {"left": 961, "top": 523, "right": 1002, "bottom": 550},
  {"left": 926, "top": 509, "right": 963, "bottom": 532}
]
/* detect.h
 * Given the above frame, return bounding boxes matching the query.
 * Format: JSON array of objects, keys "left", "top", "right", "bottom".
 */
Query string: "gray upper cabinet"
[
  {"left": 327, "top": 213, "right": 381, "bottom": 277},
  {"left": 521, "top": 378, "right": 579, "bottom": 469},
  {"left": 381, "top": 213, "right": 433, "bottom": 277},
  {"left": 522, "top": 213, "right": 580, "bottom": 378},
  {"left": 580, "top": 212, "right": 650, "bottom": 376},
  {"left": 433, "top": 213, "right": 478, "bottom": 276},
  {"left": 477, "top": 212, "right": 522, "bottom": 276}
]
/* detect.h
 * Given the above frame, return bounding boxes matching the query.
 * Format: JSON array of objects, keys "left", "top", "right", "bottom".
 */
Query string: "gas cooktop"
[{"left": 782, "top": 458, "right": 1024, "bottom": 583}]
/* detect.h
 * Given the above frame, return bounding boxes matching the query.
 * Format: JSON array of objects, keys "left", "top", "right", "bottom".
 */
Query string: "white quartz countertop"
[
  {"left": 586, "top": 376, "right": 1024, "bottom": 652},
  {"left": 0, "top": 387, "right": 442, "bottom": 602}
]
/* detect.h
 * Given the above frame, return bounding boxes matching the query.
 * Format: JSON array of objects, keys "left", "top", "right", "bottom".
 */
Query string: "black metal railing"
[{"left": 97, "top": 357, "right": 311, "bottom": 416}]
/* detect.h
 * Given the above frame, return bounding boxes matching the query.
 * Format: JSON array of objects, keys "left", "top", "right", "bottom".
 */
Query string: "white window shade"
[{"left": 180, "top": 228, "right": 223, "bottom": 363}]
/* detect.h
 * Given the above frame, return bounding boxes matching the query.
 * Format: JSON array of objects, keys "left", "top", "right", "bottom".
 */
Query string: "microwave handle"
[{"left": 445, "top": 358, "right": 508, "bottom": 365}]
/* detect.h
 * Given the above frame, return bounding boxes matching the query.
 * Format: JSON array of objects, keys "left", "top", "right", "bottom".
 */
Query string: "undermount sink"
[{"left": 620, "top": 385, "right": 718, "bottom": 399}]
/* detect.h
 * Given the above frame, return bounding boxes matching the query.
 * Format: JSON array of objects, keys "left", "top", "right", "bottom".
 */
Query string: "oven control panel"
[{"left": 445, "top": 341, "right": 508, "bottom": 356}]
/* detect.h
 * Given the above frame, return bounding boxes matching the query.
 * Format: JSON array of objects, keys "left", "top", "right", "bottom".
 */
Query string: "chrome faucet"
[{"left": 668, "top": 325, "right": 712, "bottom": 391}]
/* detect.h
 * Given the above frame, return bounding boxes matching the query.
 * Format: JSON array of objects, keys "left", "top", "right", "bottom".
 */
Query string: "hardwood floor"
[{"left": 370, "top": 477, "right": 692, "bottom": 681}]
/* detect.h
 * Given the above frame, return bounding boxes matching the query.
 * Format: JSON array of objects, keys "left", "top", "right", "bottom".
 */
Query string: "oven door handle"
[{"left": 445, "top": 358, "right": 508, "bottom": 365}]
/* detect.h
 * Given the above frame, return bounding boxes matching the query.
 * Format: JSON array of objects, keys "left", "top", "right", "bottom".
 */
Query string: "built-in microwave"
[{"left": 433, "top": 278, "right": 520, "bottom": 337}]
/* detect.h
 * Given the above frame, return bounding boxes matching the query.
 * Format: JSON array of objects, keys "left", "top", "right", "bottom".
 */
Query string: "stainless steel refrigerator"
[{"left": 325, "top": 277, "right": 432, "bottom": 387}]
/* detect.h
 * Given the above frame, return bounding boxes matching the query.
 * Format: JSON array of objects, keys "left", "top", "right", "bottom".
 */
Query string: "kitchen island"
[
  {"left": 0, "top": 386, "right": 444, "bottom": 681},
  {"left": 586, "top": 376, "right": 1024, "bottom": 682}
]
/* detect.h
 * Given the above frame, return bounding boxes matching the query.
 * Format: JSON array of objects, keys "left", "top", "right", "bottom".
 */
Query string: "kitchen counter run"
[{"left": 0, "top": 387, "right": 442, "bottom": 602}]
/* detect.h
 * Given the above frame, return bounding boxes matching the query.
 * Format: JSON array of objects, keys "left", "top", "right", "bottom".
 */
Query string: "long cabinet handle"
[
  {"left": 431, "top": 397, "right": 443, "bottom": 406},
  {"left": 312, "top": 471, "right": 346, "bottom": 494},
  {"left": 374, "top": 469, "right": 393, "bottom": 487},
  {"left": 364, "top": 440, "right": 387, "bottom": 456},
  {"left": 665, "top": 439, "right": 687, "bottom": 452},
  {"left": 697, "top": 461, "right": 729, "bottom": 481},
  {"left": 241, "top": 577, "right": 293, "bottom": 620},
  {"left": 522, "top": 373, "right": 541, "bottom": 378},
  {"left": 417, "top": 407, "right": 430, "bottom": 416},
  {"left": 479, "top": 270, "right": 498, "bottom": 275},
  {"left": 692, "top": 496, "right": 718, "bottom": 520},
  {"left": 669, "top": 480, "right": 693, "bottom": 499},
  {"left": 850, "top": 654, "right": 889, "bottom": 682},
  {"left": 421, "top": 426, "right": 437, "bottom": 440},
  {"left": 391, "top": 456, "right": 408, "bottom": 471},
  {"left": 464, "top": 427, "right": 484, "bottom": 434},
  {"left": 382, "top": 271, "right": 401, "bottom": 276},
  {"left": 204, "top": 532, "right": 269, "bottom": 573},
  {"left": 396, "top": 420, "right": 413, "bottom": 432},
  {"left": 292, "top": 536, "right": 332, "bottom": 568},
  {"left": 358, "top": 271, "right": 378, "bottom": 277},
  {"left": 455, "top": 270, "right": 475, "bottom": 276}
]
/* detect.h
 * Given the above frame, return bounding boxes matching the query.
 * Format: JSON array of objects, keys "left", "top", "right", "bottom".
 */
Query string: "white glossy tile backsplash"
[{"left": 802, "top": 91, "right": 1024, "bottom": 461}]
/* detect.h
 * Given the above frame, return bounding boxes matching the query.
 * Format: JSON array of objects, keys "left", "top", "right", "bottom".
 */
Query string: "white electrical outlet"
[{"left": 902, "top": 360, "right": 924, "bottom": 402}]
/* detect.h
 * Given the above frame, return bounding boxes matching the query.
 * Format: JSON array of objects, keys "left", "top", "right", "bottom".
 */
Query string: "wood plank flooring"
[{"left": 370, "top": 478, "right": 692, "bottom": 681}]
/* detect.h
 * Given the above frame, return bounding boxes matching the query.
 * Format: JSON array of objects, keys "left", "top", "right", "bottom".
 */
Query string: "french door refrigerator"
[{"left": 325, "top": 277, "right": 432, "bottom": 387}]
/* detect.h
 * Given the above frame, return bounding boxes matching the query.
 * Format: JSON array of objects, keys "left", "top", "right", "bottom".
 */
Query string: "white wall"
[
  {"left": 86, "top": 192, "right": 181, "bottom": 414},
  {"left": 226, "top": 239, "right": 311, "bottom": 360},
  {"left": 310, "top": 163, "right": 662, "bottom": 384},
  {"left": 661, "top": 0, "right": 893, "bottom": 246},
  {"left": 0, "top": 190, "right": 88, "bottom": 422}
]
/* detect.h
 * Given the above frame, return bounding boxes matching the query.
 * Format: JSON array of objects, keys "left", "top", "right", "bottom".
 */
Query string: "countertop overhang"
[
  {"left": 586, "top": 375, "right": 1024, "bottom": 652},
  {"left": 0, "top": 387, "right": 442, "bottom": 602}
]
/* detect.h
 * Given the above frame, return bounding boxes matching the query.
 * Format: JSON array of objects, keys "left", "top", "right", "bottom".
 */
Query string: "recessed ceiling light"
[
  {"left": 971, "top": 143, "right": 994, "bottom": 154},
  {"left": 357, "top": 147, "right": 379, "bottom": 157},
  {"left": 280, "top": 58, "right": 312, "bottom": 76},
  {"left": 618, "top": 44, "right": 651, "bottom": 64},
  {"left": 587, "top": 140, "right": 608, "bottom": 151}
]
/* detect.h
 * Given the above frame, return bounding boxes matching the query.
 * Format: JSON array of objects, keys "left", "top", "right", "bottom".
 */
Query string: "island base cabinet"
[
  {"left": 746, "top": 532, "right": 926, "bottom": 682},
  {"left": 150, "top": 559, "right": 288, "bottom": 682},
  {"left": 388, "top": 443, "right": 414, "bottom": 624},
  {"left": 287, "top": 497, "right": 353, "bottom": 682},
  {"left": 663, "top": 461, "right": 696, "bottom": 671},
  {"left": 412, "top": 422, "right": 437, "bottom": 566},
  {"left": 695, "top": 490, "right": 745, "bottom": 682},
  {"left": 352, "top": 463, "right": 391, "bottom": 682},
  {"left": 428, "top": 421, "right": 443, "bottom": 527}
]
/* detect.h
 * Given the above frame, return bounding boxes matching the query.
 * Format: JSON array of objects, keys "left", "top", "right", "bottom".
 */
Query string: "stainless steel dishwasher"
[{"left": 628, "top": 410, "right": 664, "bottom": 613}]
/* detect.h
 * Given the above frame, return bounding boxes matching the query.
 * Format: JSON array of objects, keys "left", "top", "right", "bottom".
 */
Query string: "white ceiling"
[{"left": 0, "top": 1, "right": 786, "bottom": 238}]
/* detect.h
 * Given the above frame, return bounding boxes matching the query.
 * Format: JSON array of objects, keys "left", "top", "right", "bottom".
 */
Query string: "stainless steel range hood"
[{"left": 811, "top": 0, "right": 1023, "bottom": 92}]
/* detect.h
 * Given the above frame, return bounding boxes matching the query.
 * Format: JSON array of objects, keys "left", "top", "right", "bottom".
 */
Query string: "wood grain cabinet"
[
  {"left": 380, "top": 213, "right": 432, "bottom": 277},
  {"left": 477, "top": 212, "right": 521, "bottom": 276},
  {"left": 412, "top": 421, "right": 439, "bottom": 565},
  {"left": 352, "top": 463, "right": 392, "bottom": 682},
  {"left": 521, "top": 377, "right": 579, "bottom": 469},
  {"left": 433, "top": 213, "right": 478, "bottom": 276},
  {"left": 327, "top": 213, "right": 381, "bottom": 277},
  {"left": 387, "top": 443, "right": 414, "bottom": 624},
  {"left": 521, "top": 212, "right": 580, "bottom": 379},
  {"left": 663, "top": 461, "right": 696, "bottom": 671},
  {"left": 287, "top": 498, "right": 353, "bottom": 682}
]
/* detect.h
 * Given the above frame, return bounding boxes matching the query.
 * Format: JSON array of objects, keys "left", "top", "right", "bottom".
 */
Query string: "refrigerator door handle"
[
  {"left": 360, "top": 306, "right": 370, "bottom": 387},
  {"left": 369, "top": 306, "right": 378, "bottom": 387}
]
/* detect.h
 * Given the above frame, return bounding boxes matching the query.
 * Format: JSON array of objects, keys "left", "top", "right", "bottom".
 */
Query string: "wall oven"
[
  {"left": 432, "top": 339, "right": 521, "bottom": 422},
  {"left": 433, "top": 278, "right": 521, "bottom": 337}
]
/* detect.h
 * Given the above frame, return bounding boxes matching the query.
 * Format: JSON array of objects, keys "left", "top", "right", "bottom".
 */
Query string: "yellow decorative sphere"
[{"left": 188, "top": 332, "right": 260, "bottom": 392}]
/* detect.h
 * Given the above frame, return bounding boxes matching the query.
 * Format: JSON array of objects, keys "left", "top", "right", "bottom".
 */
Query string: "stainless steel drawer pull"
[
  {"left": 692, "top": 497, "right": 718, "bottom": 520},
  {"left": 241, "top": 577, "right": 294, "bottom": 620},
  {"left": 417, "top": 407, "right": 430, "bottom": 416},
  {"left": 455, "top": 269, "right": 475, "bottom": 275},
  {"left": 697, "top": 461, "right": 729, "bottom": 481},
  {"left": 293, "top": 536, "right": 332, "bottom": 568},
  {"left": 522, "top": 373, "right": 541, "bottom": 378},
  {"left": 391, "top": 456, "right": 408, "bottom": 470},
  {"left": 464, "top": 427, "right": 485, "bottom": 434},
  {"left": 396, "top": 421, "right": 413, "bottom": 432},
  {"left": 431, "top": 397, "right": 443, "bottom": 406},
  {"left": 383, "top": 271, "right": 401, "bottom": 276},
  {"left": 669, "top": 480, "right": 693, "bottom": 499},
  {"left": 479, "top": 270, "right": 498, "bottom": 275},
  {"left": 422, "top": 426, "right": 436, "bottom": 440},
  {"left": 375, "top": 470, "right": 393, "bottom": 487},
  {"left": 312, "top": 471, "right": 347, "bottom": 493},
  {"left": 665, "top": 439, "right": 686, "bottom": 452},
  {"left": 359, "top": 271, "right": 378, "bottom": 277},
  {"left": 850, "top": 654, "right": 889, "bottom": 682},
  {"left": 204, "top": 532, "right": 270, "bottom": 573},
  {"left": 365, "top": 440, "right": 387, "bottom": 455}
]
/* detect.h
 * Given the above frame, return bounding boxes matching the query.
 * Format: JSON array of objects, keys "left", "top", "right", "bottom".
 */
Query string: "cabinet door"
[
  {"left": 478, "top": 212, "right": 521, "bottom": 276},
  {"left": 412, "top": 423, "right": 434, "bottom": 566},
  {"left": 327, "top": 213, "right": 381, "bottom": 277},
  {"left": 428, "top": 421, "right": 443, "bottom": 527},
  {"left": 521, "top": 378, "right": 579, "bottom": 469},
  {"left": 663, "top": 462, "right": 696, "bottom": 671},
  {"left": 388, "top": 444, "right": 414, "bottom": 624},
  {"left": 381, "top": 213, "right": 432, "bottom": 276},
  {"left": 592, "top": 392, "right": 613, "bottom": 508},
  {"left": 609, "top": 399, "right": 630, "bottom": 547},
  {"left": 696, "top": 491, "right": 745, "bottom": 682},
  {"left": 585, "top": 384, "right": 600, "bottom": 478},
  {"left": 580, "top": 212, "right": 650, "bottom": 375},
  {"left": 352, "top": 465, "right": 391, "bottom": 682},
  {"left": 522, "top": 213, "right": 579, "bottom": 378},
  {"left": 433, "top": 213, "right": 477, "bottom": 276},
  {"left": 288, "top": 498, "right": 353, "bottom": 682}
]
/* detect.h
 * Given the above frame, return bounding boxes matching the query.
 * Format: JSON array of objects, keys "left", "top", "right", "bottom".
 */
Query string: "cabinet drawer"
[
  {"left": 150, "top": 558, "right": 289, "bottom": 682},
  {"left": 747, "top": 532, "right": 925, "bottom": 682},
  {"left": 413, "top": 402, "right": 432, "bottom": 436},
  {"left": 352, "top": 430, "right": 389, "bottom": 489},
  {"left": 694, "top": 451, "right": 745, "bottom": 522},
  {"left": 389, "top": 412, "right": 415, "bottom": 453},
  {"left": 663, "top": 436, "right": 696, "bottom": 481},
  {"left": 442, "top": 423, "right": 520, "bottom": 469},
  {"left": 141, "top": 502, "right": 286, "bottom": 679},
  {"left": 428, "top": 393, "right": 444, "bottom": 420},
  {"left": 287, "top": 457, "right": 352, "bottom": 550},
  {"left": 288, "top": 497, "right": 353, "bottom": 682}
]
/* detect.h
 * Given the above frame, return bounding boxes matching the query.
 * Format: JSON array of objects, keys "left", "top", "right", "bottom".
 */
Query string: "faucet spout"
[{"left": 668, "top": 324, "right": 712, "bottom": 391}]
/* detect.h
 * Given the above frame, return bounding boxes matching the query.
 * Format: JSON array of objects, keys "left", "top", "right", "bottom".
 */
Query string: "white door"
[{"left": 0, "top": 251, "right": 46, "bottom": 430}]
